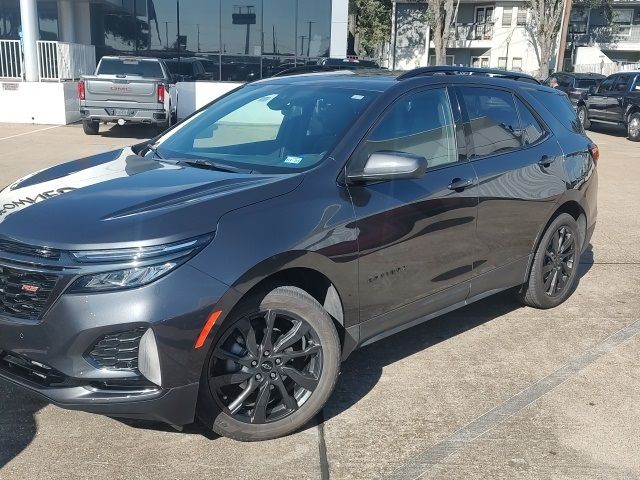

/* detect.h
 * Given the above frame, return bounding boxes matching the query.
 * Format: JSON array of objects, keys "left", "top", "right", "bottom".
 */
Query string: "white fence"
[
  {"left": 0, "top": 40, "right": 23, "bottom": 80},
  {"left": 37, "top": 41, "right": 96, "bottom": 81},
  {"left": 574, "top": 62, "right": 640, "bottom": 76}
]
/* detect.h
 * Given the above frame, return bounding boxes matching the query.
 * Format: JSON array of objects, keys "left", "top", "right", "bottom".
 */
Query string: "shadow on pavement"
[
  {"left": 0, "top": 248, "right": 595, "bottom": 453},
  {"left": 0, "top": 380, "right": 47, "bottom": 469},
  {"left": 323, "top": 247, "right": 594, "bottom": 424},
  {"left": 588, "top": 123, "right": 626, "bottom": 138},
  {"left": 97, "top": 124, "right": 160, "bottom": 140}
]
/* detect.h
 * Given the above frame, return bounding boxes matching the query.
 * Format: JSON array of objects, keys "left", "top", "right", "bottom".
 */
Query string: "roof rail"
[{"left": 397, "top": 66, "right": 540, "bottom": 84}]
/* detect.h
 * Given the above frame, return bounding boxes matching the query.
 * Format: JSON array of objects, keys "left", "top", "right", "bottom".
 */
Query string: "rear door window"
[
  {"left": 459, "top": 86, "right": 523, "bottom": 157},
  {"left": 597, "top": 76, "right": 615, "bottom": 93},
  {"left": 611, "top": 75, "right": 630, "bottom": 93}
]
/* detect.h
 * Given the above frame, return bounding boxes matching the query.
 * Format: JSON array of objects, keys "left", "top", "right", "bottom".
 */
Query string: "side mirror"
[{"left": 347, "top": 151, "right": 428, "bottom": 184}]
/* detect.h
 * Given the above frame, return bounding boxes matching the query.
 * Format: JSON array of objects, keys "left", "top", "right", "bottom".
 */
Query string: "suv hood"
[{"left": 0, "top": 148, "right": 303, "bottom": 250}]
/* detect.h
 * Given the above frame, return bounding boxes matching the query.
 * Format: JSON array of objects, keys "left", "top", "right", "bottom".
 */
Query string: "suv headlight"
[{"left": 67, "top": 235, "right": 212, "bottom": 293}]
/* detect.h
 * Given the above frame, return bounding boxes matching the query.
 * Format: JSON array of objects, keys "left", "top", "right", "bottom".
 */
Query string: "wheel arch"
[
  {"left": 626, "top": 105, "right": 640, "bottom": 123},
  {"left": 207, "top": 251, "right": 359, "bottom": 360},
  {"left": 522, "top": 199, "right": 586, "bottom": 287}
]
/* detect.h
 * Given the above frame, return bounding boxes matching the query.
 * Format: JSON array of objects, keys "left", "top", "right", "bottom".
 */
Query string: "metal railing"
[
  {"left": 574, "top": 62, "right": 640, "bottom": 76},
  {"left": 572, "top": 25, "right": 640, "bottom": 45},
  {"left": 450, "top": 22, "right": 495, "bottom": 42},
  {"left": 0, "top": 40, "right": 23, "bottom": 80},
  {"left": 37, "top": 41, "right": 96, "bottom": 81}
]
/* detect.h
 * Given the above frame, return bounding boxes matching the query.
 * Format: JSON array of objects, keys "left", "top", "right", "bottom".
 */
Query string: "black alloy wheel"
[
  {"left": 517, "top": 213, "right": 582, "bottom": 309},
  {"left": 208, "top": 309, "right": 323, "bottom": 424},
  {"left": 541, "top": 225, "right": 576, "bottom": 297},
  {"left": 198, "top": 286, "right": 340, "bottom": 441}
]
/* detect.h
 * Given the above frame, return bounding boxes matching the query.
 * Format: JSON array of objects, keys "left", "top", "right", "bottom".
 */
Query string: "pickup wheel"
[
  {"left": 627, "top": 112, "right": 640, "bottom": 141},
  {"left": 82, "top": 120, "right": 99, "bottom": 135},
  {"left": 577, "top": 105, "right": 590, "bottom": 130}
]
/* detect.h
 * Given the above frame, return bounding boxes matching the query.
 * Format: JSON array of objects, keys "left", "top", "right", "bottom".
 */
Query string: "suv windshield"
[
  {"left": 156, "top": 83, "right": 378, "bottom": 173},
  {"left": 97, "top": 58, "right": 164, "bottom": 77}
]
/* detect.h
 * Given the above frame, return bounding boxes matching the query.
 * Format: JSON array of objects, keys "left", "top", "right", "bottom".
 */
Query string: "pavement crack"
[
  {"left": 316, "top": 409, "right": 331, "bottom": 480},
  {"left": 381, "top": 319, "right": 640, "bottom": 480}
]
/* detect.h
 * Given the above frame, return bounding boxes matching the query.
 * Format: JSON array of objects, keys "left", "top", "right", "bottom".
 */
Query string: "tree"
[
  {"left": 528, "top": 0, "right": 565, "bottom": 78},
  {"left": 349, "top": 0, "right": 392, "bottom": 59},
  {"left": 427, "top": 0, "right": 461, "bottom": 65}
]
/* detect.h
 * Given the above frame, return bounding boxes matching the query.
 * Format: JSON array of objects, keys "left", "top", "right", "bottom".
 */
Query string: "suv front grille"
[
  {"left": 0, "top": 240, "right": 60, "bottom": 260},
  {"left": 0, "top": 265, "right": 59, "bottom": 319},
  {"left": 87, "top": 328, "right": 145, "bottom": 370}
]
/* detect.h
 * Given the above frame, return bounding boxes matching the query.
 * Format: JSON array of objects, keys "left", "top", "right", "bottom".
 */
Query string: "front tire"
[
  {"left": 82, "top": 120, "right": 99, "bottom": 135},
  {"left": 518, "top": 213, "right": 581, "bottom": 309},
  {"left": 197, "top": 286, "right": 340, "bottom": 441},
  {"left": 577, "top": 105, "right": 590, "bottom": 130},
  {"left": 627, "top": 112, "right": 640, "bottom": 141}
]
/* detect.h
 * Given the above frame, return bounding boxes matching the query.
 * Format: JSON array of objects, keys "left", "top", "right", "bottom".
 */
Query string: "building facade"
[
  {"left": 391, "top": 0, "right": 640, "bottom": 75},
  {"left": 392, "top": 0, "right": 542, "bottom": 74},
  {"left": 1, "top": 0, "right": 348, "bottom": 82},
  {"left": 564, "top": 0, "right": 640, "bottom": 67},
  {"left": 0, "top": 0, "right": 347, "bottom": 123}
]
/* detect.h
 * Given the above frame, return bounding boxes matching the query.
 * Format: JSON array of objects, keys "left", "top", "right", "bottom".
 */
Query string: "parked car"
[
  {"left": 0, "top": 67, "right": 597, "bottom": 441},
  {"left": 79, "top": 56, "right": 176, "bottom": 135},
  {"left": 164, "top": 58, "right": 214, "bottom": 82},
  {"left": 544, "top": 72, "right": 605, "bottom": 108},
  {"left": 576, "top": 71, "right": 640, "bottom": 140}
]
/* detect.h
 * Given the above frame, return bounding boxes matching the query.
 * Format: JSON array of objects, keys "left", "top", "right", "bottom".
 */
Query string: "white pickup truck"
[{"left": 79, "top": 56, "right": 177, "bottom": 135}]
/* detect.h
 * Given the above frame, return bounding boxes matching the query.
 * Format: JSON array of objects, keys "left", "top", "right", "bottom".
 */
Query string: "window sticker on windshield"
[
  {"left": 284, "top": 156, "right": 303, "bottom": 164},
  {"left": 351, "top": 94, "right": 365, "bottom": 100}
]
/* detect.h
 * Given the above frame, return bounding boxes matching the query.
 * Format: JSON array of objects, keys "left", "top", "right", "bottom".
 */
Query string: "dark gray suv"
[{"left": 0, "top": 67, "right": 598, "bottom": 441}]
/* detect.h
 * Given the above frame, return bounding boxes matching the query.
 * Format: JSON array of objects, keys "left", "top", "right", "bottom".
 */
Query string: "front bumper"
[{"left": 0, "top": 262, "right": 234, "bottom": 426}]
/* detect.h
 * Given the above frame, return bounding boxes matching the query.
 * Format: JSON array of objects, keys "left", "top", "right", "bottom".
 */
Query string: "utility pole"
[
  {"left": 306, "top": 21, "right": 315, "bottom": 56},
  {"left": 299, "top": 35, "right": 306, "bottom": 56},
  {"left": 165, "top": 21, "right": 169, "bottom": 49},
  {"left": 556, "top": 0, "right": 573, "bottom": 72},
  {"left": 197, "top": 24, "right": 200, "bottom": 52}
]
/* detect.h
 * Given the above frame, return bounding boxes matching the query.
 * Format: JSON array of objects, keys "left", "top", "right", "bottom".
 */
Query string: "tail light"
[
  {"left": 588, "top": 143, "right": 599, "bottom": 164},
  {"left": 157, "top": 84, "right": 165, "bottom": 104},
  {"left": 77, "top": 80, "right": 85, "bottom": 100}
]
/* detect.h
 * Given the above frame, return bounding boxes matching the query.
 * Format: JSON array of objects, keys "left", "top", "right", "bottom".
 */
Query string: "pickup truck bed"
[{"left": 79, "top": 57, "right": 175, "bottom": 135}]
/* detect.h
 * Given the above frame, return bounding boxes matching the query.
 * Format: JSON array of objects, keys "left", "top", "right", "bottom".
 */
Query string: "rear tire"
[
  {"left": 518, "top": 213, "right": 581, "bottom": 309},
  {"left": 577, "top": 105, "right": 590, "bottom": 130},
  {"left": 197, "top": 286, "right": 340, "bottom": 441},
  {"left": 82, "top": 120, "right": 99, "bottom": 135},
  {"left": 627, "top": 112, "right": 640, "bottom": 141}
]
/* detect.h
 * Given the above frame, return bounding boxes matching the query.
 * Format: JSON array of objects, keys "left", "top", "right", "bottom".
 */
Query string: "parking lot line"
[
  {"left": 383, "top": 318, "right": 640, "bottom": 480},
  {"left": 0, "top": 125, "right": 60, "bottom": 142}
]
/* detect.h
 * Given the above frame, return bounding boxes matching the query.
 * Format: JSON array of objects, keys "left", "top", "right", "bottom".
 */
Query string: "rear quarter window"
[{"left": 532, "top": 90, "right": 584, "bottom": 134}]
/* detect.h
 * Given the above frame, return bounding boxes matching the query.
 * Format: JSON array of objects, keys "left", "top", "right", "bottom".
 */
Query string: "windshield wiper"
[{"left": 178, "top": 158, "right": 252, "bottom": 174}]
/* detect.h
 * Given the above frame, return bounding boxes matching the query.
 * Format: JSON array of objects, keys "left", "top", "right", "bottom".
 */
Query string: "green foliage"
[{"left": 350, "top": 0, "right": 393, "bottom": 56}]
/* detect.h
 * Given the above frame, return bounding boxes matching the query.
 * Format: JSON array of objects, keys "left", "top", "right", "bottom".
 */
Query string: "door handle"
[
  {"left": 537, "top": 155, "right": 556, "bottom": 167},
  {"left": 447, "top": 177, "right": 476, "bottom": 191}
]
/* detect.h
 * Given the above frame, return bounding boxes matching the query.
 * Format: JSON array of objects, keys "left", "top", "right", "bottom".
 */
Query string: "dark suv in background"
[
  {"left": 577, "top": 71, "right": 640, "bottom": 141},
  {"left": 545, "top": 72, "right": 605, "bottom": 109},
  {"left": 0, "top": 67, "right": 597, "bottom": 441}
]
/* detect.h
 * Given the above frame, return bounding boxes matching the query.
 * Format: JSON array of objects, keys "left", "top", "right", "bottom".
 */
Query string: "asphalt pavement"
[{"left": 0, "top": 122, "right": 638, "bottom": 480}]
